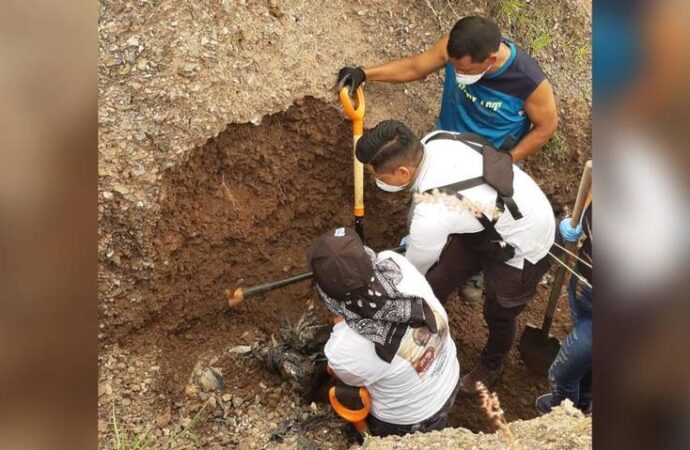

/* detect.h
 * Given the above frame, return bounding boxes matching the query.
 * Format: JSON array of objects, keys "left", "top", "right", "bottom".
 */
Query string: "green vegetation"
[
  {"left": 109, "top": 403, "right": 152, "bottom": 450},
  {"left": 543, "top": 132, "right": 570, "bottom": 159},
  {"left": 531, "top": 33, "right": 553, "bottom": 53},
  {"left": 496, "top": 0, "right": 526, "bottom": 25},
  {"left": 105, "top": 399, "right": 210, "bottom": 450},
  {"left": 496, "top": 0, "right": 555, "bottom": 55},
  {"left": 574, "top": 43, "right": 591, "bottom": 63}
]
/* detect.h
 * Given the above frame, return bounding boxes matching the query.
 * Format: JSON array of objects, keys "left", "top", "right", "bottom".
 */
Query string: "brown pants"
[{"left": 426, "top": 234, "right": 550, "bottom": 369}]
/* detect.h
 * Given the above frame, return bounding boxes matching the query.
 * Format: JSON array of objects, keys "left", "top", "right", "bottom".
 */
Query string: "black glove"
[
  {"left": 309, "top": 356, "right": 334, "bottom": 403},
  {"left": 336, "top": 66, "right": 366, "bottom": 96}
]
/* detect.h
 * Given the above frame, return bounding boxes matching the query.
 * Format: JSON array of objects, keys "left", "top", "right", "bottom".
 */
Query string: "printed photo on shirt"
[{"left": 396, "top": 307, "right": 449, "bottom": 379}]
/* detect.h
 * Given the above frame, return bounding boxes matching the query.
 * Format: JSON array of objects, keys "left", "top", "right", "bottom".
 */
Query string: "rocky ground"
[
  {"left": 361, "top": 402, "right": 591, "bottom": 450},
  {"left": 99, "top": 0, "right": 592, "bottom": 448}
]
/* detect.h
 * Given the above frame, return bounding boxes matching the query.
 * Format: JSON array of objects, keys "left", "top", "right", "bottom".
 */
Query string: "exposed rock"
[{"left": 155, "top": 410, "right": 171, "bottom": 428}]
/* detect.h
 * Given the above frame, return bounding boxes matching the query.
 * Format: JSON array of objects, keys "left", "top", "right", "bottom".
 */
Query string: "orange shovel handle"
[
  {"left": 339, "top": 87, "right": 365, "bottom": 135},
  {"left": 329, "top": 385, "right": 371, "bottom": 434}
]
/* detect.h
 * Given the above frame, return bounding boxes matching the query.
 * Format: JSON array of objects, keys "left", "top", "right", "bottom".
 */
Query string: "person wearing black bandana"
[{"left": 308, "top": 227, "right": 460, "bottom": 437}]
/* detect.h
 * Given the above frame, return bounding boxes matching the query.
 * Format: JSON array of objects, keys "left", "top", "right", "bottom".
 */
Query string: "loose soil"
[{"left": 100, "top": 98, "right": 577, "bottom": 447}]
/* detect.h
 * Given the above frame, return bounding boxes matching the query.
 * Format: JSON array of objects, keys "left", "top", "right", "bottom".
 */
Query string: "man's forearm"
[
  {"left": 365, "top": 58, "right": 425, "bottom": 83},
  {"left": 510, "top": 126, "right": 555, "bottom": 162}
]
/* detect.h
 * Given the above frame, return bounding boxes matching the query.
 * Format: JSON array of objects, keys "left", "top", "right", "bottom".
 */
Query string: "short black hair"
[
  {"left": 355, "top": 120, "right": 423, "bottom": 173},
  {"left": 447, "top": 16, "right": 501, "bottom": 62}
]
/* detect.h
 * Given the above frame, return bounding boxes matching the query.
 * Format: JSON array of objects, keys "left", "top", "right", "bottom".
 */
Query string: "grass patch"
[
  {"left": 109, "top": 403, "right": 153, "bottom": 450},
  {"left": 496, "top": 0, "right": 554, "bottom": 55},
  {"left": 531, "top": 33, "right": 553, "bottom": 53},
  {"left": 104, "top": 399, "right": 210, "bottom": 450},
  {"left": 496, "top": 0, "right": 526, "bottom": 25},
  {"left": 543, "top": 132, "right": 570, "bottom": 159},
  {"left": 565, "top": 35, "right": 591, "bottom": 64},
  {"left": 573, "top": 43, "right": 591, "bottom": 63}
]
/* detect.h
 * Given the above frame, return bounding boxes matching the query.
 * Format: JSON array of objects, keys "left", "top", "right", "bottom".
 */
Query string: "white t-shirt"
[
  {"left": 406, "top": 131, "right": 555, "bottom": 274},
  {"left": 324, "top": 251, "right": 460, "bottom": 425}
]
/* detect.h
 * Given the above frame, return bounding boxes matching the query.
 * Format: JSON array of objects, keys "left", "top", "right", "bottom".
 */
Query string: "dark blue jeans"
[{"left": 549, "top": 275, "right": 592, "bottom": 408}]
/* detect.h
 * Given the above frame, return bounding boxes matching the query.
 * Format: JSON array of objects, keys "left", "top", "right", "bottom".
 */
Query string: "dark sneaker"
[
  {"left": 535, "top": 393, "right": 553, "bottom": 415},
  {"left": 459, "top": 361, "right": 503, "bottom": 394},
  {"left": 577, "top": 401, "right": 592, "bottom": 416}
]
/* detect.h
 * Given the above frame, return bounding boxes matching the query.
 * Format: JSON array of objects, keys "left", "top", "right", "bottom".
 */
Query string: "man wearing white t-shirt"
[
  {"left": 307, "top": 227, "right": 460, "bottom": 437},
  {"left": 354, "top": 120, "right": 555, "bottom": 394}
]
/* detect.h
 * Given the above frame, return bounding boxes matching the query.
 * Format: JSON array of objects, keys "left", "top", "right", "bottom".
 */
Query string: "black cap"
[{"left": 307, "top": 227, "right": 374, "bottom": 300}]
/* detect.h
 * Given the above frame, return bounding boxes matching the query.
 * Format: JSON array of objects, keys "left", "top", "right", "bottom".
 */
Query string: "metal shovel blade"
[
  {"left": 519, "top": 324, "right": 561, "bottom": 376},
  {"left": 518, "top": 160, "right": 592, "bottom": 377}
]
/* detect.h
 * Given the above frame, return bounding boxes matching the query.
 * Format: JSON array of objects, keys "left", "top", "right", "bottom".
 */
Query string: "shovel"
[
  {"left": 339, "top": 86, "right": 366, "bottom": 241},
  {"left": 226, "top": 245, "right": 405, "bottom": 308},
  {"left": 519, "top": 160, "right": 592, "bottom": 375},
  {"left": 329, "top": 385, "right": 371, "bottom": 438}
]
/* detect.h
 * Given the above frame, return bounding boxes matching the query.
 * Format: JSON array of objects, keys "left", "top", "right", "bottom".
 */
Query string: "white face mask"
[
  {"left": 455, "top": 69, "right": 487, "bottom": 86},
  {"left": 375, "top": 177, "right": 408, "bottom": 193}
]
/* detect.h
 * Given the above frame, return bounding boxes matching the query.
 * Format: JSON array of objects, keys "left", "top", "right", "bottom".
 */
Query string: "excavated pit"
[{"left": 114, "top": 97, "right": 572, "bottom": 436}]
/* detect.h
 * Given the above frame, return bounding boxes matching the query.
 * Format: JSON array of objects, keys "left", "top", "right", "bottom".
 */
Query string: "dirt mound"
[{"left": 361, "top": 402, "right": 591, "bottom": 449}]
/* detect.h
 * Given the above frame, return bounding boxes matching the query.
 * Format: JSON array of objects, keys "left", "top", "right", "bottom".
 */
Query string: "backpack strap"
[
  {"left": 433, "top": 177, "right": 485, "bottom": 193},
  {"left": 499, "top": 135, "right": 518, "bottom": 152},
  {"left": 501, "top": 196, "right": 523, "bottom": 220},
  {"left": 436, "top": 188, "right": 515, "bottom": 262},
  {"left": 422, "top": 131, "right": 523, "bottom": 220},
  {"left": 422, "top": 131, "right": 491, "bottom": 153}
]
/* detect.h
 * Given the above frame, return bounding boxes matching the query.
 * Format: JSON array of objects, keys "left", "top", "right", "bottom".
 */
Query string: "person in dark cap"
[{"left": 307, "top": 227, "right": 460, "bottom": 437}]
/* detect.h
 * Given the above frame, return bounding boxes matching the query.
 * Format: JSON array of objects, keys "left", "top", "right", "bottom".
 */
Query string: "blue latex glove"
[
  {"left": 559, "top": 217, "right": 583, "bottom": 243},
  {"left": 400, "top": 234, "right": 410, "bottom": 249}
]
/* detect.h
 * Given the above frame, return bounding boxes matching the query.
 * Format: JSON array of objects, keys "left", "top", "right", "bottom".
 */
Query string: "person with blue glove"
[
  {"left": 536, "top": 197, "right": 593, "bottom": 415},
  {"left": 559, "top": 216, "right": 583, "bottom": 243}
]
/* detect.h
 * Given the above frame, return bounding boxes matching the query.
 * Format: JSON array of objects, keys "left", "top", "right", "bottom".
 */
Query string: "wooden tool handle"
[
  {"left": 353, "top": 134, "right": 364, "bottom": 217},
  {"left": 225, "top": 247, "right": 405, "bottom": 309},
  {"left": 570, "top": 160, "right": 592, "bottom": 227},
  {"left": 341, "top": 87, "right": 366, "bottom": 223},
  {"left": 541, "top": 160, "right": 593, "bottom": 334}
]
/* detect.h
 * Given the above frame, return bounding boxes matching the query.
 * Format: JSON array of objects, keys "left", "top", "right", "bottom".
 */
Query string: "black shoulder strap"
[
  {"left": 501, "top": 196, "right": 523, "bottom": 220},
  {"left": 425, "top": 130, "right": 518, "bottom": 153},
  {"left": 423, "top": 132, "right": 487, "bottom": 191},
  {"left": 423, "top": 131, "right": 490, "bottom": 154},
  {"left": 423, "top": 131, "right": 523, "bottom": 221},
  {"left": 434, "top": 177, "right": 485, "bottom": 193}
]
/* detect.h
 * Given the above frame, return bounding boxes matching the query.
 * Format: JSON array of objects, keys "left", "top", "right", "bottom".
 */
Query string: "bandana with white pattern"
[{"left": 317, "top": 247, "right": 437, "bottom": 362}]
